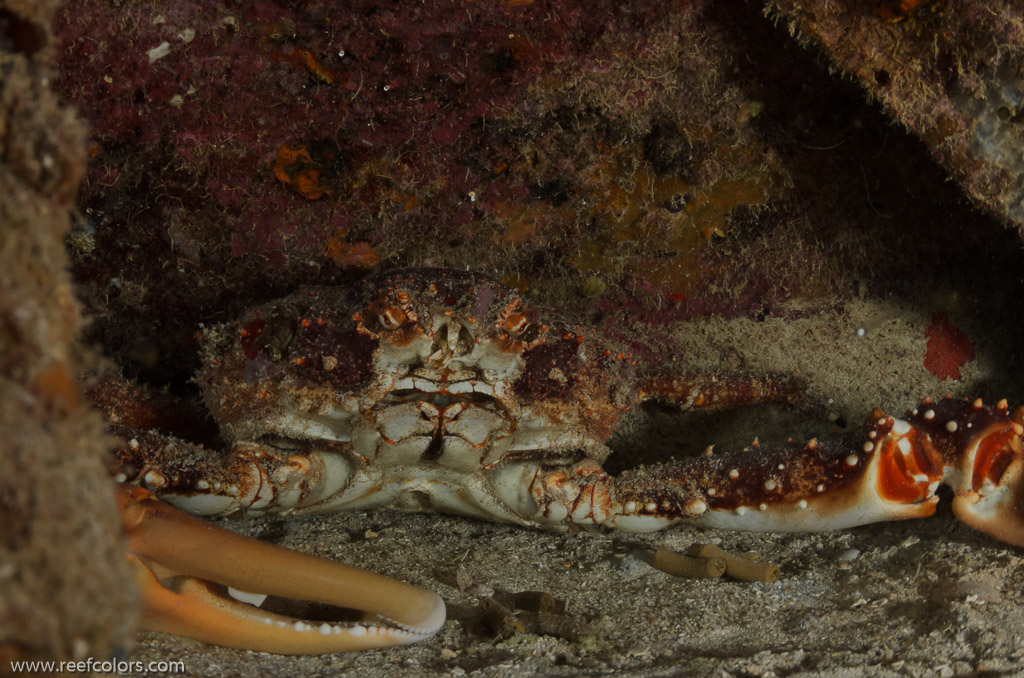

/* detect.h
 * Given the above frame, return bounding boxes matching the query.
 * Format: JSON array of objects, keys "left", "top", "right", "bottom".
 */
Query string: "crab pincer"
[
  {"left": 530, "top": 396, "right": 1024, "bottom": 547},
  {"left": 117, "top": 485, "right": 445, "bottom": 654}
]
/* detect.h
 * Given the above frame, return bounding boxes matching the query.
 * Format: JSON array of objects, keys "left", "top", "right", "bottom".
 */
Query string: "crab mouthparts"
[
  {"left": 377, "top": 385, "right": 509, "bottom": 460},
  {"left": 381, "top": 386, "right": 505, "bottom": 412}
]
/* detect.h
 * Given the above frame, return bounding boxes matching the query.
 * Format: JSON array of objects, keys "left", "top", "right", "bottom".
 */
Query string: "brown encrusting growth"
[
  {"left": 0, "top": 0, "right": 136, "bottom": 663},
  {"left": 55, "top": 0, "right": 1024, "bottom": 398},
  {"left": 767, "top": 0, "right": 1024, "bottom": 230}
]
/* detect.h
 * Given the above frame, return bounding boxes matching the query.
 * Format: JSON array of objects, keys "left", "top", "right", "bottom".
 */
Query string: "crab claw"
[
  {"left": 118, "top": 485, "right": 445, "bottom": 654},
  {"left": 952, "top": 449, "right": 1024, "bottom": 546},
  {"left": 520, "top": 398, "right": 1024, "bottom": 548},
  {"left": 946, "top": 403, "right": 1024, "bottom": 546},
  {"left": 863, "top": 397, "right": 1024, "bottom": 547}
]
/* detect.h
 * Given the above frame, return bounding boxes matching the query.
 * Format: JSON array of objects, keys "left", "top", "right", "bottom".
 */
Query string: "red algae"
[{"left": 924, "top": 312, "right": 976, "bottom": 381}]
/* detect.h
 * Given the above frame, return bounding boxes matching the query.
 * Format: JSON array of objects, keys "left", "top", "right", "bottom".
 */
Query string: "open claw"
[
  {"left": 118, "top": 485, "right": 445, "bottom": 654},
  {"left": 952, "top": 455, "right": 1024, "bottom": 546},
  {"left": 681, "top": 398, "right": 1024, "bottom": 546},
  {"left": 932, "top": 400, "right": 1024, "bottom": 546}
]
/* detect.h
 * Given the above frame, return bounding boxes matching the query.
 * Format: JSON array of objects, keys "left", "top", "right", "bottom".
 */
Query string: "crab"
[{"left": 92, "top": 267, "right": 1024, "bottom": 655}]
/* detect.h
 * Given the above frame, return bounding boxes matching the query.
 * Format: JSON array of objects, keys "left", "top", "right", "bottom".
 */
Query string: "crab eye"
[
  {"left": 504, "top": 313, "right": 530, "bottom": 336},
  {"left": 378, "top": 306, "right": 406, "bottom": 330},
  {"left": 497, "top": 298, "right": 542, "bottom": 341},
  {"left": 499, "top": 312, "right": 545, "bottom": 346},
  {"left": 239, "top": 305, "right": 298, "bottom": 360}
]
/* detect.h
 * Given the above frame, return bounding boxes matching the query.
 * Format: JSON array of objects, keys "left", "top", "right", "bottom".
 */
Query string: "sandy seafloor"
[{"left": 121, "top": 299, "right": 1024, "bottom": 678}]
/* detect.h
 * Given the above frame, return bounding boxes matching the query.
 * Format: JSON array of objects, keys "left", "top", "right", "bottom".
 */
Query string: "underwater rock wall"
[{"left": 0, "top": 0, "right": 137, "bottom": 664}]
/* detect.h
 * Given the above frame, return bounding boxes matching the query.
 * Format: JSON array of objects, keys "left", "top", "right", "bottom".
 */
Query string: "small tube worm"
[
  {"left": 478, "top": 597, "right": 525, "bottom": 637},
  {"left": 686, "top": 543, "right": 781, "bottom": 583},
  {"left": 524, "top": 612, "right": 588, "bottom": 641},
  {"left": 652, "top": 546, "right": 726, "bottom": 579}
]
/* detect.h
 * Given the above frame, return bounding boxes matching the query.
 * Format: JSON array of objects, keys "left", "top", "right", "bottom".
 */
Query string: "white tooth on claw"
[{"left": 227, "top": 587, "right": 269, "bottom": 607}]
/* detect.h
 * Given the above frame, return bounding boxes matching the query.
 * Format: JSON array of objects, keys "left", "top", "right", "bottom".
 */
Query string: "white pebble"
[
  {"left": 147, "top": 41, "right": 171, "bottom": 63},
  {"left": 838, "top": 548, "right": 861, "bottom": 563}
]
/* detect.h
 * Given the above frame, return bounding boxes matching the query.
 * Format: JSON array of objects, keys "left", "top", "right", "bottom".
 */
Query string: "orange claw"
[
  {"left": 950, "top": 417, "right": 1024, "bottom": 547},
  {"left": 118, "top": 486, "right": 445, "bottom": 654}
]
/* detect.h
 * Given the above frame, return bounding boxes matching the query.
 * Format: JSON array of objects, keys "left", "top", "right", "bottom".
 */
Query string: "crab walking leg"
[
  {"left": 112, "top": 430, "right": 355, "bottom": 515},
  {"left": 119, "top": 486, "right": 445, "bottom": 654},
  {"left": 524, "top": 398, "right": 1024, "bottom": 546},
  {"left": 637, "top": 373, "right": 805, "bottom": 410}
]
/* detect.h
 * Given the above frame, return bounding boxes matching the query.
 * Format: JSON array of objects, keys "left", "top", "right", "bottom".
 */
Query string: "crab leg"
[
  {"left": 527, "top": 397, "right": 1024, "bottom": 546},
  {"left": 637, "top": 373, "right": 805, "bottom": 410},
  {"left": 119, "top": 485, "right": 445, "bottom": 654},
  {"left": 110, "top": 427, "right": 357, "bottom": 515}
]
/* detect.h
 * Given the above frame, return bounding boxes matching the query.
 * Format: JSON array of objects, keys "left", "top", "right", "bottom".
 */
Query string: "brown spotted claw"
[{"left": 520, "top": 396, "right": 1023, "bottom": 547}]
